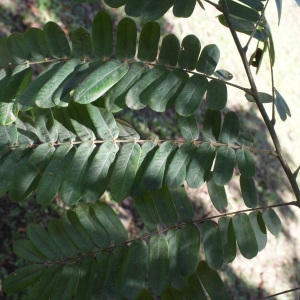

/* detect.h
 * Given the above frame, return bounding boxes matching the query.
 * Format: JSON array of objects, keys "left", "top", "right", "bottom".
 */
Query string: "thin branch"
[
  {"left": 50, "top": 200, "right": 298, "bottom": 264},
  {"left": 203, "top": 0, "right": 222, "bottom": 11},
  {"left": 257, "top": 286, "right": 300, "bottom": 299},
  {"left": 146, "top": 62, "right": 252, "bottom": 95},
  {"left": 18, "top": 138, "right": 279, "bottom": 157},
  {"left": 244, "top": 0, "right": 270, "bottom": 52},
  {"left": 220, "top": 0, "right": 300, "bottom": 204}
]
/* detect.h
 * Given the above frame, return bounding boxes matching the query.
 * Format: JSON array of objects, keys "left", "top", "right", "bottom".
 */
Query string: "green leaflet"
[
  {"left": 74, "top": 257, "right": 97, "bottom": 300},
  {"left": 13, "top": 239, "right": 46, "bottom": 263},
  {"left": 165, "top": 142, "right": 196, "bottom": 189},
  {"left": 53, "top": 107, "right": 77, "bottom": 141},
  {"left": 220, "top": 111, "right": 240, "bottom": 144},
  {"left": 178, "top": 224, "right": 200, "bottom": 276},
  {"left": 148, "top": 68, "right": 189, "bottom": 112},
  {"left": 186, "top": 142, "right": 216, "bottom": 189},
  {"left": 237, "top": 132, "right": 255, "bottom": 147},
  {"left": 132, "top": 141, "right": 158, "bottom": 197},
  {"left": 123, "top": 240, "right": 148, "bottom": 299},
  {"left": 63, "top": 210, "right": 94, "bottom": 253},
  {"left": 53, "top": 61, "right": 103, "bottom": 106},
  {"left": 233, "top": 213, "right": 258, "bottom": 259},
  {"left": 15, "top": 115, "right": 39, "bottom": 145},
  {"left": 116, "top": 17, "right": 137, "bottom": 59},
  {"left": 206, "top": 79, "right": 227, "bottom": 110},
  {"left": 92, "top": 202, "right": 128, "bottom": 244},
  {"left": 9, "top": 143, "right": 54, "bottom": 202},
  {"left": 0, "top": 123, "right": 17, "bottom": 146},
  {"left": 48, "top": 219, "right": 79, "bottom": 258},
  {"left": 237, "top": 0, "right": 264, "bottom": 11},
  {"left": 0, "top": 37, "right": 13, "bottom": 67},
  {"left": 207, "top": 173, "right": 228, "bottom": 213},
  {"left": 202, "top": 109, "right": 222, "bottom": 142},
  {"left": 212, "top": 146, "right": 236, "bottom": 186},
  {"left": 141, "top": 0, "right": 174, "bottom": 20},
  {"left": 0, "top": 146, "right": 29, "bottom": 197},
  {"left": 86, "top": 105, "right": 119, "bottom": 140},
  {"left": 32, "top": 108, "right": 58, "bottom": 143},
  {"left": 178, "top": 34, "right": 201, "bottom": 70},
  {"left": 60, "top": 141, "right": 95, "bottom": 205},
  {"left": 66, "top": 101, "right": 96, "bottom": 141},
  {"left": 105, "top": 245, "right": 128, "bottom": 300},
  {"left": 82, "top": 142, "right": 119, "bottom": 203},
  {"left": 214, "top": 69, "right": 233, "bottom": 81},
  {"left": 203, "top": 220, "right": 223, "bottom": 270},
  {"left": 138, "top": 21, "right": 160, "bottom": 62},
  {"left": 218, "top": 217, "right": 236, "bottom": 263},
  {"left": 26, "top": 224, "right": 62, "bottom": 260},
  {"left": 166, "top": 229, "right": 188, "bottom": 290},
  {"left": 125, "top": 0, "right": 148, "bottom": 17},
  {"left": 1, "top": 65, "right": 32, "bottom": 106},
  {"left": 116, "top": 119, "right": 140, "bottom": 140},
  {"left": 197, "top": 261, "right": 231, "bottom": 300},
  {"left": 173, "top": 0, "right": 196, "bottom": 18},
  {"left": 245, "top": 92, "right": 273, "bottom": 103},
  {"left": 226, "top": 0, "right": 260, "bottom": 23},
  {"left": 92, "top": 11, "right": 113, "bottom": 58},
  {"left": 71, "top": 27, "right": 93, "bottom": 58},
  {"left": 43, "top": 21, "right": 71, "bottom": 58},
  {"left": 52, "top": 263, "right": 80, "bottom": 300},
  {"left": 178, "top": 114, "right": 199, "bottom": 141},
  {"left": 36, "top": 144, "right": 75, "bottom": 205},
  {"left": 74, "top": 203, "right": 111, "bottom": 249},
  {"left": 144, "top": 141, "right": 177, "bottom": 190},
  {"left": 134, "top": 192, "right": 160, "bottom": 232},
  {"left": 196, "top": 44, "right": 220, "bottom": 75},
  {"left": 236, "top": 148, "right": 256, "bottom": 177},
  {"left": 149, "top": 235, "right": 170, "bottom": 295},
  {"left": 73, "top": 59, "right": 129, "bottom": 104},
  {"left": 2, "top": 264, "right": 46, "bottom": 293},
  {"left": 126, "top": 65, "right": 168, "bottom": 110},
  {"left": 24, "top": 27, "right": 51, "bottom": 61},
  {"left": 175, "top": 75, "right": 208, "bottom": 117},
  {"left": 7, "top": 32, "right": 30, "bottom": 64},
  {"left": 110, "top": 142, "right": 141, "bottom": 202},
  {"left": 150, "top": 185, "right": 179, "bottom": 227},
  {"left": 91, "top": 251, "right": 113, "bottom": 299},
  {"left": 240, "top": 176, "right": 258, "bottom": 208},
  {"left": 106, "top": 62, "right": 148, "bottom": 112},
  {"left": 182, "top": 274, "right": 206, "bottom": 300},
  {"left": 169, "top": 187, "right": 195, "bottom": 221},
  {"left": 0, "top": 101, "right": 19, "bottom": 127},
  {"left": 249, "top": 211, "right": 267, "bottom": 251},
  {"left": 262, "top": 208, "right": 282, "bottom": 236},
  {"left": 275, "top": 88, "right": 291, "bottom": 121},
  {"left": 159, "top": 34, "right": 180, "bottom": 66},
  {"left": 28, "top": 265, "right": 62, "bottom": 300}
]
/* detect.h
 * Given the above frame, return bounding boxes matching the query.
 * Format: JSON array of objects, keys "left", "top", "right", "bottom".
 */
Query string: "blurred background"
[{"left": 0, "top": 0, "right": 300, "bottom": 299}]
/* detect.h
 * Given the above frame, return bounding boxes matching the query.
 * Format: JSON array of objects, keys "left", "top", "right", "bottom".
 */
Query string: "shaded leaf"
[
  {"left": 159, "top": 34, "right": 180, "bottom": 66},
  {"left": 233, "top": 213, "right": 258, "bottom": 259},
  {"left": 178, "top": 34, "right": 201, "bottom": 70},
  {"left": 141, "top": 0, "right": 174, "bottom": 20},
  {"left": 197, "top": 44, "right": 220, "bottom": 75},
  {"left": 116, "top": 118, "right": 140, "bottom": 140},
  {"left": 178, "top": 224, "right": 200, "bottom": 276},
  {"left": 173, "top": 0, "right": 196, "bottom": 18},
  {"left": 218, "top": 217, "right": 236, "bottom": 263},
  {"left": 72, "top": 27, "right": 93, "bottom": 58},
  {"left": 249, "top": 211, "right": 267, "bottom": 251},
  {"left": 202, "top": 109, "right": 222, "bottom": 142},
  {"left": 237, "top": 148, "right": 256, "bottom": 178},
  {"left": 237, "top": 132, "right": 255, "bottom": 147},
  {"left": 220, "top": 111, "right": 240, "bottom": 144},
  {"left": 182, "top": 274, "right": 206, "bottom": 300},
  {"left": 214, "top": 69, "right": 233, "bottom": 81},
  {"left": 206, "top": 79, "right": 227, "bottom": 110},
  {"left": 262, "top": 208, "right": 282, "bottom": 236},
  {"left": 175, "top": 75, "right": 208, "bottom": 116},
  {"left": 178, "top": 114, "right": 199, "bottom": 141},
  {"left": 186, "top": 142, "right": 216, "bottom": 189},
  {"left": 275, "top": 88, "right": 291, "bottom": 121},
  {"left": 110, "top": 142, "right": 141, "bottom": 202},
  {"left": 213, "top": 146, "right": 236, "bottom": 186},
  {"left": 149, "top": 235, "right": 170, "bottom": 295},
  {"left": 245, "top": 92, "right": 273, "bottom": 103}
]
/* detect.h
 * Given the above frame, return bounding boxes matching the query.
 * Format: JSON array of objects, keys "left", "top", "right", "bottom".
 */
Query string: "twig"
[
  {"left": 257, "top": 286, "right": 300, "bottom": 299},
  {"left": 219, "top": 0, "right": 300, "bottom": 204}
]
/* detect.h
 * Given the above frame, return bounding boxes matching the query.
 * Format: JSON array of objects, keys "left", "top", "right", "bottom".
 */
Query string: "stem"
[
  {"left": 257, "top": 286, "right": 300, "bottom": 299},
  {"left": 267, "top": 42, "right": 276, "bottom": 124},
  {"left": 220, "top": 0, "right": 300, "bottom": 204}
]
